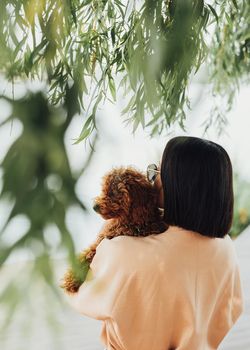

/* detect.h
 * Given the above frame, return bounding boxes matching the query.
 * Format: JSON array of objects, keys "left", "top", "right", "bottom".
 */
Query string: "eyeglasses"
[{"left": 146, "top": 163, "right": 160, "bottom": 183}]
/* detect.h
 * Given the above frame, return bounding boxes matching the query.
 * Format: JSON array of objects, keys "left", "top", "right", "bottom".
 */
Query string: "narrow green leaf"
[
  {"left": 207, "top": 5, "right": 219, "bottom": 22},
  {"left": 121, "top": 94, "right": 136, "bottom": 115},
  {"left": 108, "top": 75, "right": 116, "bottom": 100},
  {"left": 73, "top": 114, "right": 94, "bottom": 144}
]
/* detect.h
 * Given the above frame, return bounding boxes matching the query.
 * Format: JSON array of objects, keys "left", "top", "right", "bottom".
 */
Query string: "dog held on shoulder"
[{"left": 60, "top": 165, "right": 168, "bottom": 294}]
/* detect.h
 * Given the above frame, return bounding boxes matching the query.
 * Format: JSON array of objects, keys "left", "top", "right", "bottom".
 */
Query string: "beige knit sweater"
[{"left": 66, "top": 225, "right": 244, "bottom": 350}]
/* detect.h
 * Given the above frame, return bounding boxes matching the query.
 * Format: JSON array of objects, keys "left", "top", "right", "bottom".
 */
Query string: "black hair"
[{"left": 161, "top": 136, "right": 234, "bottom": 238}]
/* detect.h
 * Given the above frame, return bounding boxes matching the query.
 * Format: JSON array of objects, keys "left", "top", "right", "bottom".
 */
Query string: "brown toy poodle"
[{"left": 60, "top": 165, "right": 168, "bottom": 294}]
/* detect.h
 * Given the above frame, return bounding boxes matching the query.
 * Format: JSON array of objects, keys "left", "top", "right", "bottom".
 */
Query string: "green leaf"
[
  {"left": 111, "top": 27, "right": 116, "bottom": 46},
  {"left": 108, "top": 75, "right": 116, "bottom": 101},
  {"left": 132, "top": 115, "right": 140, "bottom": 134},
  {"left": 121, "top": 94, "right": 136, "bottom": 115},
  {"left": 73, "top": 114, "right": 94, "bottom": 144},
  {"left": 207, "top": 5, "right": 219, "bottom": 23},
  {"left": 13, "top": 35, "right": 28, "bottom": 58},
  {"left": 74, "top": 127, "right": 91, "bottom": 144}
]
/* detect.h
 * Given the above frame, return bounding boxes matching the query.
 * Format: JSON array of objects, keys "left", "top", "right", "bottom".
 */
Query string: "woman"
[{"left": 66, "top": 136, "right": 244, "bottom": 350}]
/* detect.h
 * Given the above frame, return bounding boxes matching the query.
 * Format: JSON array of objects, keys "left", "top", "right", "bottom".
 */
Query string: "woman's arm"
[
  {"left": 207, "top": 260, "right": 244, "bottom": 348},
  {"left": 65, "top": 236, "right": 127, "bottom": 320}
]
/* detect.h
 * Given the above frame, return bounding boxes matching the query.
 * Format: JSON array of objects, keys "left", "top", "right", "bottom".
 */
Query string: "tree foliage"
[
  {"left": 0, "top": 92, "right": 85, "bottom": 268},
  {"left": 0, "top": 91, "right": 99, "bottom": 333},
  {"left": 0, "top": 0, "right": 249, "bottom": 337},
  {"left": 0, "top": 0, "right": 249, "bottom": 140},
  {"left": 204, "top": 0, "right": 250, "bottom": 132}
]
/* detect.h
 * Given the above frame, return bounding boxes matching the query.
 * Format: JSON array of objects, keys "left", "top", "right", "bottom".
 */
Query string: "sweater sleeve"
[
  {"left": 231, "top": 261, "right": 244, "bottom": 324},
  {"left": 207, "top": 259, "right": 244, "bottom": 348},
  {"left": 65, "top": 237, "right": 128, "bottom": 321}
]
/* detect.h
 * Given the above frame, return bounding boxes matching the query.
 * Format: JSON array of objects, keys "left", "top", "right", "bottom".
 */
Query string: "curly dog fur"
[{"left": 60, "top": 166, "right": 168, "bottom": 294}]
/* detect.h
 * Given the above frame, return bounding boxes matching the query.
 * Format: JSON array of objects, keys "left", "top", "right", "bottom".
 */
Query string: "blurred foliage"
[
  {"left": 0, "top": 91, "right": 98, "bottom": 335},
  {"left": 0, "top": 91, "right": 85, "bottom": 267},
  {"left": 229, "top": 172, "right": 250, "bottom": 239}
]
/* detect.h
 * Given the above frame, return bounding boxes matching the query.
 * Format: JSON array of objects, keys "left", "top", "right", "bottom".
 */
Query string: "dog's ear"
[
  {"left": 128, "top": 179, "right": 158, "bottom": 223},
  {"left": 108, "top": 174, "right": 122, "bottom": 195},
  {"left": 129, "top": 181, "right": 145, "bottom": 206},
  {"left": 113, "top": 176, "right": 131, "bottom": 209},
  {"left": 104, "top": 174, "right": 131, "bottom": 214}
]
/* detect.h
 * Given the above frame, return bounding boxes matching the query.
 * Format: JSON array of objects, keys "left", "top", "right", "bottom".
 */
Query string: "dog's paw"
[{"left": 59, "top": 270, "right": 82, "bottom": 293}]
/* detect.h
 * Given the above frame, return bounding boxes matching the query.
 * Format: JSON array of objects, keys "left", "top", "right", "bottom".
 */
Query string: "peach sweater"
[{"left": 66, "top": 225, "right": 244, "bottom": 350}]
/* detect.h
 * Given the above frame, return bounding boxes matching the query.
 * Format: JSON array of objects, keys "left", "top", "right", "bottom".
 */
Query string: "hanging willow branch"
[
  {"left": 1, "top": 0, "right": 248, "bottom": 142},
  {"left": 201, "top": 0, "right": 250, "bottom": 135}
]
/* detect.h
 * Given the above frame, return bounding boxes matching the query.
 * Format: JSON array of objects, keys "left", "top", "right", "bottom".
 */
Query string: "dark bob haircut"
[{"left": 160, "top": 136, "right": 234, "bottom": 238}]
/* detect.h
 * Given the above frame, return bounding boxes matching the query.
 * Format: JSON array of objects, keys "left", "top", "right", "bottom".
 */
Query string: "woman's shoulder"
[
  {"left": 95, "top": 226, "right": 238, "bottom": 269},
  {"left": 96, "top": 235, "right": 143, "bottom": 262}
]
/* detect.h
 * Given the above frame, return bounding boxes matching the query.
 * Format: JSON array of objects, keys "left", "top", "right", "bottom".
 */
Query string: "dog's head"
[{"left": 93, "top": 166, "right": 158, "bottom": 220}]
